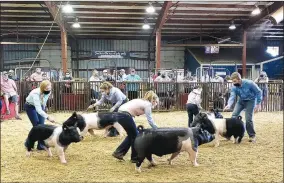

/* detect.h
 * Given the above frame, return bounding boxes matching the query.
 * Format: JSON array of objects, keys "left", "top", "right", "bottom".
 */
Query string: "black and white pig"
[
  {"left": 63, "top": 112, "right": 126, "bottom": 138},
  {"left": 133, "top": 118, "right": 215, "bottom": 173},
  {"left": 24, "top": 123, "right": 83, "bottom": 164},
  {"left": 191, "top": 112, "right": 245, "bottom": 147}
]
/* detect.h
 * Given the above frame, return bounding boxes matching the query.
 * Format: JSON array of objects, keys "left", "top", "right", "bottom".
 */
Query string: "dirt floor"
[{"left": 1, "top": 111, "right": 283, "bottom": 182}]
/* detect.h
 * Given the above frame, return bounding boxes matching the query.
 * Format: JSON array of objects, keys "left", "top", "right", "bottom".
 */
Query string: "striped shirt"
[
  {"left": 118, "top": 99, "right": 158, "bottom": 129},
  {"left": 96, "top": 87, "right": 126, "bottom": 109},
  {"left": 26, "top": 88, "right": 51, "bottom": 119}
]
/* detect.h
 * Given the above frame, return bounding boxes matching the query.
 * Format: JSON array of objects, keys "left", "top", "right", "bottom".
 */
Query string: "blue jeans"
[
  {"left": 24, "top": 103, "right": 46, "bottom": 149},
  {"left": 232, "top": 99, "right": 256, "bottom": 138},
  {"left": 108, "top": 99, "right": 129, "bottom": 137},
  {"left": 186, "top": 103, "right": 199, "bottom": 127},
  {"left": 113, "top": 112, "right": 138, "bottom": 160}
]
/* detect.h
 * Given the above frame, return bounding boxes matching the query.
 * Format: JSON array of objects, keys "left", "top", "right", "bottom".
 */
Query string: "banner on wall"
[
  {"left": 205, "top": 46, "right": 219, "bottom": 54},
  {"left": 91, "top": 51, "right": 149, "bottom": 60}
]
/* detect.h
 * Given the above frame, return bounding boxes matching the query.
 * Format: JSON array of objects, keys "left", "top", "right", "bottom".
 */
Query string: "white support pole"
[
  {"left": 252, "top": 64, "right": 256, "bottom": 80},
  {"left": 200, "top": 64, "right": 203, "bottom": 82},
  {"left": 260, "top": 63, "right": 263, "bottom": 71}
]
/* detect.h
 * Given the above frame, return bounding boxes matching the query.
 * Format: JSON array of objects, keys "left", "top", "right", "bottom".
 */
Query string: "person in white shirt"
[
  {"left": 186, "top": 85, "right": 203, "bottom": 127},
  {"left": 254, "top": 71, "right": 269, "bottom": 108},
  {"left": 89, "top": 69, "right": 101, "bottom": 100},
  {"left": 112, "top": 90, "right": 159, "bottom": 163},
  {"left": 119, "top": 69, "right": 127, "bottom": 82}
]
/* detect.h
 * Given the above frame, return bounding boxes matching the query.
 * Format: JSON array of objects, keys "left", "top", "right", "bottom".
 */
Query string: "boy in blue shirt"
[{"left": 224, "top": 72, "right": 262, "bottom": 143}]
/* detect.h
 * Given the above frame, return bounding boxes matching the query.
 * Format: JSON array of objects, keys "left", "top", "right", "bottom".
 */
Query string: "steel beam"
[
  {"left": 162, "top": 44, "right": 244, "bottom": 47},
  {"left": 155, "top": 31, "right": 161, "bottom": 69},
  {"left": 61, "top": 30, "right": 68, "bottom": 73},
  {"left": 242, "top": 31, "right": 247, "bottom": 78},
  {"left": 151, "top": 1, "right": 173, "bottom": 38}
]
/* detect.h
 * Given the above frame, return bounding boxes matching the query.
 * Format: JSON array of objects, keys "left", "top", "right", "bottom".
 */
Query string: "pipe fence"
[{"left": 15, "top": 81, "right": 283, "bottom": 113}]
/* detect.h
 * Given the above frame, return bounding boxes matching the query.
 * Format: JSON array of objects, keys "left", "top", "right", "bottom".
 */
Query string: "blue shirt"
[
  {"left": 97, "top": 87, "right": 127, "bottom": 109},
  {"left": 26, "top": 88, "right": 51, "bottom": 119},
  {"left": 126, "top": 74, "right": 141, "bottom": 91},
  {"left": 227, "top": 79, "right": 262, "bottom": 107}
]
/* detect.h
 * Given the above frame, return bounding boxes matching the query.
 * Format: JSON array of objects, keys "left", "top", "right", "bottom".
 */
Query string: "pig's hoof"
[
  {"left": 135, "top": 167, "right": 141, "bottom": 173},
  {"left": 167, "top": 159, "right": 173, "bottom": 165},
  {"left": 26, "top": 151, "right": 31, "bottom": 157},
  {"left": 61, "top": 160, "right": 67, "bottom": 164},
  {"left": 193, "top": 163, "right": 199, "bottom": 167}
]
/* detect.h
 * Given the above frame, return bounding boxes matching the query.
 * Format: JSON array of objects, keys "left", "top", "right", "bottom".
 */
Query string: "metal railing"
[{"left": 15, "top": 81, "right": 283, "bottom": 113}]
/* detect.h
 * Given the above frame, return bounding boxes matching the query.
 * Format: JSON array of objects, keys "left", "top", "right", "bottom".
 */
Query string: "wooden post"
[
  {"left": 242, "top": 30, "right": 247, "bottom": 78},
  {"left": 61, "top": 29, "right": 67, "bottom": 73},
  {"left": 155, "top": 31, "right": 161, "bottom": 69}
]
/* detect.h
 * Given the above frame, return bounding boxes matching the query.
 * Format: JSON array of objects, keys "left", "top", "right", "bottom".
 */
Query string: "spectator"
[
  {"left": 62, "top": 71, "right": 73, "bottom": 93},
  {"left": 8, "top": 70, "right": 18, "bottom": 81},
  {"left": 30, "top": 68, "right": 43, "bottom": 82},
  {"left": 186, "top": 85, "right": 202, "bottom": 127},
  {"left": 154, "top": 71, "right": 171, "bottom": 97},
  {"left": 213, "top": 74, "right": 224, "bottom": 83},
  {"left": 0, "top": 71, "right": 21, "bottom": 119},
  {"left": 89, "top": 69, "right": 101, "bottom": 100},
  {"left": 111, "top": 69, "right": 119, "bottom": 81},
  {"left": 125, "top": 68, "right": 142, "bottom": 100},
  {"left": 254, "top": 71, "right": 269, "bottom": 109},
  {"left": 224, "top": 72, "right": 262, "bottom": 143},
  {"left": 42, "top": 73, "right": 50, "bottom": 81},
  {"left": 99, "top": 69, "right": 113, "bottom": 82},
  {"left": 119, "top": 69, "right": 127, "bottom": 82}
]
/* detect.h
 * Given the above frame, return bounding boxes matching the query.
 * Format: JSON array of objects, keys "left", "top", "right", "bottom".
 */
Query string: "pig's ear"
[
  {"left": 72, "top": 112, "right": 77, "bottom": 119},
  {"left": 63, "top": 124, "right": 68, "bottom": 131}
]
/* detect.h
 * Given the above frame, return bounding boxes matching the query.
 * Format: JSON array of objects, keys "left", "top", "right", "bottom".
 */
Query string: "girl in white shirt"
[
  {"left": 186, "top": 85, "right": 203, "bottom": 127},
  {"left": 112, "top": 90, "right": 159, "bottom": 163}
]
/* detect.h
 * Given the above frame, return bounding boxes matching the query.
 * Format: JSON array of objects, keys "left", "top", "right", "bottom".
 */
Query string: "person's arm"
[
  {"left": 250, "top": 81, "right": 263, "bottom": 105},
  {"left": 144, "top": 105, "right": 158, "bottom": 129},
  {"left": 95, "top": 94, "right": 106, "bottom": 106},
  {"left": 227, "top": 87, "right": 237, "bottom": 108},
  {"left": 254, "top": 77, "right": 259, "bottom": 83},
  {"left": 32, "top": 94, "right": 48, "bottom": 119},
  {"left": 12, "top": 80, "right": 17, "bottom": 92},
  {"left": 136, "top": 75, "right": 142, "bottom": 81}
]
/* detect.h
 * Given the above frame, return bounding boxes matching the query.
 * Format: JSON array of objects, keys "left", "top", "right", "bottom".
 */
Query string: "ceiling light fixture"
[
  {"left": 72, "top": 17, "right": 80, "bottom": 28},
  {"left": 251, "top": 5, "right": 261, "bottom": 16},
  {"left": 142, "top": 19, "right": 150, "bottom": 29},
  {"left": 146, "top": 2, "right": 155, "bottom": 14},
  {"left": 62, "top": 3, "right": 73, "bottom": 13},
  {"left": 229, "top": 20, "right": 236, "bottom": 30},
  {"left": 269, "top": 6, "right": 283, "bottom": 25}
]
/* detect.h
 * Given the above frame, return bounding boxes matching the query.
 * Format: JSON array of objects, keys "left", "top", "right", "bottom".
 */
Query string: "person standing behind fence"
[
  {"left": 125, "top": 68, "right": 142, "bottom": 100},
  {"left": 99, "top": 69, "right": 113, "bottom": 82},
  {"left": 254, "top": 71, "right": 269, "bottom": 109},
  {"left": 112, "top": 91, "right": 159, "bottom": 163},
  {"left": 30, "top": 68, "right": 43, "bottom": 82},
  {"left": 1, "top": 71, "right": 22, "bottom": 120},
  {"left": 24, "top": 80, "right": 55, "bottom": 150},
  {"left": 87, "top": 82, "right": 129, "bottom": 137},
  {"left": 186, "top": 85, "right": 203, "bottom": 127},
  {"left": 224, "top": 72, "right": 262, "bottom": 143},
  {"left": 89, "top": 69, "right": 101, "bottom": 100},
  {"left": 62, "top": 71, "right": 73, "bottom": 93}
]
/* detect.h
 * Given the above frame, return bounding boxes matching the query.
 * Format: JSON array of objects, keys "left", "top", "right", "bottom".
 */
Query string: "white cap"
[
  {"left": 103, "top": 69, "right": 108, "bottom": 73},
  {"left": 9, "top": 70, "right": 14, "bottom": 73},
  {"left": 120, "top": 69, "right": 125, "bottom": 72}
]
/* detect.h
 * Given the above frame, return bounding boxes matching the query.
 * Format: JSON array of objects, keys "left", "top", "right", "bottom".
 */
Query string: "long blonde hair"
[
  {"left": 40, "top": 80, "right": 51, "bottom": 93},
  {"left": 143, "top": 90, "right": 158, "bottom": 102},
  {"left": 100, "top": 81, "right": 113, "bottom": 90}
]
